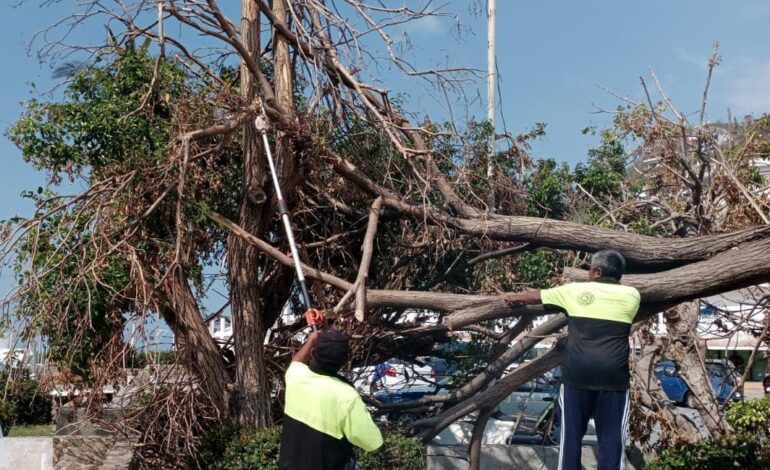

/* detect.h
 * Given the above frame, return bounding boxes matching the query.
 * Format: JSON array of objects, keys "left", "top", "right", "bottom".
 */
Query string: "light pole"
[{"left": 487, "top": 0, "right": 497, "bottom": 213}]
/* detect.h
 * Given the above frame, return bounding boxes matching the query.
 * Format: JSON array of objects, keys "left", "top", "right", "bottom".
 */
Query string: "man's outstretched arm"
[
  {"left": 292, "top": 331, "right": 319, "bottom": 364},
  {"left": 503, "top": 290, "right": 542, "bottom": 309}
]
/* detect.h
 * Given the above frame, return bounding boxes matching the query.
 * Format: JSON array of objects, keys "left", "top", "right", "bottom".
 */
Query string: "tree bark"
[
  {"left": 272, "top": 0, "right": 296, "bottom": 187},
  {"left": 160, "top": 265, "right": 231, "bottom": 416},
  {"left": 227, "top": 0, "right": 273, "bottom": 428},
  {"left": 662, "top": 301, "right": 730, "bottom": 438},
  {"left": 468, "top": 406, "right": 495, "bottom": 470},
  {"left": 631, "top": 339, "right": 703, "bottom": 446}
]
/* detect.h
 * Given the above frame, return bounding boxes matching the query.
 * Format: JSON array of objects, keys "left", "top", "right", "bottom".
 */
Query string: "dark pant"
[{"left": 557, "top": 384, "right": 630, "bottom": 470}]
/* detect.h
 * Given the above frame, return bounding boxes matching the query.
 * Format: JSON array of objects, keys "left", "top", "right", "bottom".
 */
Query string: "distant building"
[
  {"left": 205, "top": 311, "right": 233, "bottom": 343},
  {"left": 0, "top": 348, "right": 26, "bottom": 368}
]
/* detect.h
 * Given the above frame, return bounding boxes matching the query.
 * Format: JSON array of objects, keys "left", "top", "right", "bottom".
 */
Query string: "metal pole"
[
  {"left": 254, "top": 116, "right": 317, "bottom": 331},
  {"left": 486, "top": 0, "right": 496, "bottom": 213}
]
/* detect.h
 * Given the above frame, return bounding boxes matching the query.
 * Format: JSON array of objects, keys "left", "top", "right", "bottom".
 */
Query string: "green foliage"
[
  {"left": 646, "top": 396, "right": 770, "bottom": 469},
  {"left": 192, "top": 424, "right": 243, "bottom": 469},
  {"left": 514, "top": 250, "right": 557, "bottom": 288},
  {"left": 0, "top": 400, "right": 13, "bottom": 436},
  {"left": 574, "top": 131, "right": 626, "bottom": 200},
  {"left": 0, "top": 371, "right": 53, "bottom": 436},
  {"left": 14, "top": 224, "right": 131, "bottom": 379},
  {"left": 524, "top": 158, "right": 572, "bottom": 219},
  {"left": 9, "top": 41, "right": 183, "bottom": 175},
  {"left": 212, "top": 426, "right": 282, "bottom": 470},
  {"left": 645, "top": 440, "right": 765, "bottom": 470},
  {"left": 355, "top": 433, "right": 425, "bottom": 470},
  {"left": 192, "top": 426, "right": 425, "bottom": 470},
  {"left": 129, "top": 350, "right": 178, "bottom": 368},
  {"left": 726, "top": 395, "right": 770, "bottom": 439},
  {"left": 6, "top": 43, "right": 244, "bottom": 381},
  {"left": 627, "top": 217, "right": 658, "bottom": 236}
]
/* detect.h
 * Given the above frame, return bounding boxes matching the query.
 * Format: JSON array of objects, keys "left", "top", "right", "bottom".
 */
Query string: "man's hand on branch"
[
  {"left": 503, "top": 290, "right": 542, "bottom": 309},
  {"left": 504, "top": 294, "right": 525, "bottom": 308}
]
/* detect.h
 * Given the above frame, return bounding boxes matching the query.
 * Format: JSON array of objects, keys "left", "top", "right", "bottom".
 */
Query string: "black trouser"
[{"left": 557, "top": 384, "right": 630, "bottom": 470}]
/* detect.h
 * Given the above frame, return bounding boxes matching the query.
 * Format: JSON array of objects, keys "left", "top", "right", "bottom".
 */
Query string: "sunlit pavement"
[{"left": 743, "top": 381, "right": 764, "bottom": 400}]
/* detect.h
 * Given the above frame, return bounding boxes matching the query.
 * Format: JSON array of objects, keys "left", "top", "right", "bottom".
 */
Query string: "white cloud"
[
  {"left": 727, "top": 59, "right": 770, "bottom": 116},
  {"left": 675, "top": 47, "right": 708, "bottom": 68},
  {"left": 739, "top": 3, "right": 770, "bottom": 19},
  {"left": 675, "top": 48, "right": 770, "bottom": 117},
  {"left": 401, "top": 14, "right": 445, "bottom": 36}
]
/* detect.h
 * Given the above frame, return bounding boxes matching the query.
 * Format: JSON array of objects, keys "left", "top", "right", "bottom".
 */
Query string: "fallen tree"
[{"left": 4, "top": 2, "right": 769, "bottom": 468}]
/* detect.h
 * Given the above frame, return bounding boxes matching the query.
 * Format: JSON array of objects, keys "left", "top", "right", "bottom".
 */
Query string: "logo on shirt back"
[{"left": 577, "top": 291, "right": 595, "bottom": 306}]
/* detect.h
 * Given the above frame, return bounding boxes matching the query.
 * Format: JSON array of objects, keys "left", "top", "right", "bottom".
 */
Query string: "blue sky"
[{"left": 1, "top": 1, "right": 768, "bottom": 345}]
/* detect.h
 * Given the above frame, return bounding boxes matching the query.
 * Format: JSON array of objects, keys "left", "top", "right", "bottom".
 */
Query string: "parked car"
[
  {"left": 432, "top": 414, "right": 523, "bottom": 445},
  {"left": 654, "top": 359, "right": 743, "bottom": 407},
  {"left": 370, "top": 384, "right": 444, "bottom": 427},
  {"left": 434, "top": 369, "right": 597, "bottom": 447},
  {"left": 351, "top": 357, "right": 444, "bottom": 395},
  {"left": 497, "top": 376, "right": 556, "bottom": 420}
]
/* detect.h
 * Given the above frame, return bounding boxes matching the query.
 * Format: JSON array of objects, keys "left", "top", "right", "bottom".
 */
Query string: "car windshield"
[
  {"left": 706, "top": 362, "right": 737, "bottom": 384},
  {"left": 515, "top": 377, "right": 556, "bottom": 394}
]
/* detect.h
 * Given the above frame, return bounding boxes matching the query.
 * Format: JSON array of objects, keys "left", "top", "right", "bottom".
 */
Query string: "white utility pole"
[{"left": 486, "top": 0, "right": 497, "bottom": 213}]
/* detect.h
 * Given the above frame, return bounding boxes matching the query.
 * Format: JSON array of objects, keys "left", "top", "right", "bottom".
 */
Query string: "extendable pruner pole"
[{"left": 254, "top": 115, "right": 321, "bottom": 331}]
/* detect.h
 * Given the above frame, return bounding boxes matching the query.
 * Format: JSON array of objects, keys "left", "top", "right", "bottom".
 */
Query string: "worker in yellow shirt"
[
  {"left": 279, "top": 329, "right": 383, "bottom": 470},
  {"left": 504, "top": 250, "right": 640, "bottom": 470}
]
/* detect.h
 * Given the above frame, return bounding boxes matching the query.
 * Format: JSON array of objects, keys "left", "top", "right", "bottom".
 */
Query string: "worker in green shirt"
[
  {"left": 278, "top": 329, "right": 383, "bottom": 470},
  {"left": 504, "top": 250, "right": 640, "bottom": 470}
]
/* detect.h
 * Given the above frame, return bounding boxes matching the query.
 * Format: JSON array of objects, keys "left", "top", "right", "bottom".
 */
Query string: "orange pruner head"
[{"left": 305, "top": 308, "right": 325, "bottom": 327}]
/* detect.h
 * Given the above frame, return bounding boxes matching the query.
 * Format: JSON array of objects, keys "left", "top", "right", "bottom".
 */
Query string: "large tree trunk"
[
  {"left": 160, "top": 266, "right": 231, "bottom": 416},
  {"left": 273, "top": 0, "right": 296, "bottom": 184},
  {"left": 662, "top": 302, "right": 730, "bottom": 438},
  {"left": 228, "top": 0, "right": 273, "bottom": 428},
  {"left": 631, "top": 339, "right": 703, "bottom": 448}
]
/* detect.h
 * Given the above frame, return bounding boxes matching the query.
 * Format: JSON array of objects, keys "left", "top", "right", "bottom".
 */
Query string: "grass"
[{"left": 7, "top": 424, "right": 55, "bottom": 437}]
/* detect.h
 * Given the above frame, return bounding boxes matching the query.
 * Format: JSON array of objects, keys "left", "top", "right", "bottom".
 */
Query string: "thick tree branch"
[
  {"left": 415, "top": 343, "right": 565, "bottom": 442},
  {"left": 324, "top": 135, "right": 770, "bottom": 268},
  {"left": 354, "top": 197, "right": 383, "bottom": 321}
]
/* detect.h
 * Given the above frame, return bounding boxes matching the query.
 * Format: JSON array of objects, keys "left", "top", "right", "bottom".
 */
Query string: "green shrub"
[
  {"left": 129, "top": 350, "right": 179, "bottom": 368},
  {"left": 726, "top": 394, "right": 770, "bottom": 438},
  {"left": 192, "top": 425, "right": 425, "bottom": 470},
  {"left": 0, "top": 371, "right": 53, "bottom": 435},
  {"left": 355, "top": 433, "right": 425, "bottom": 470},
  {"left": 644, "top": 439, "right": 763, "bottom": 470},
  {"left": 646, "top": 396, "right": 770, "bottom": 469},
  {"left": 192, "top": 424, "right": 243, "bottom": 468},
  {"left": 0, "top": 400, "right": 14, "bottom": 436}
]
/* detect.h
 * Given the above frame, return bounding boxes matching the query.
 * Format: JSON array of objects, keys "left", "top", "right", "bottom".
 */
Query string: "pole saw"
[{"left": 254, "top": 113, "right": 323, "bottom": 331}]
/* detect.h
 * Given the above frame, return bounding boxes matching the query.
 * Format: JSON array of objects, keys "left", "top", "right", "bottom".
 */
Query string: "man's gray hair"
[{"left": 591, "top": 250, "right": 626, "bottom": 280}]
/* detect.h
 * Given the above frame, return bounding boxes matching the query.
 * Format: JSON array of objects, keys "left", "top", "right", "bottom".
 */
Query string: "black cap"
[{"left": 312, "top": 330, "right": 350, "bottom": 374}]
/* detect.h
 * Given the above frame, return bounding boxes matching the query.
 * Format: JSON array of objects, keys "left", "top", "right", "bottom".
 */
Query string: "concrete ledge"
[
  {"left": 426, "top": 444, "right": 644, "bottom": 470},
  {"left": 0, "top": 437, "right": 53, "bottom": 470}
]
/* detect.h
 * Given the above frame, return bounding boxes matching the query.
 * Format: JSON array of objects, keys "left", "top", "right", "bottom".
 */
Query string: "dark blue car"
[{"left": 654, "top": 359, "right": 743, "bottom": 407}]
